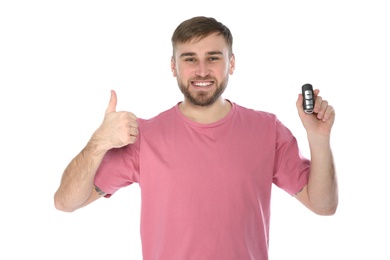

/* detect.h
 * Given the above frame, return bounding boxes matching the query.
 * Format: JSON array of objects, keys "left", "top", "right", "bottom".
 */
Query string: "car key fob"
[{"left": 302, "top": 83, "right": 315, "bottom": 114}]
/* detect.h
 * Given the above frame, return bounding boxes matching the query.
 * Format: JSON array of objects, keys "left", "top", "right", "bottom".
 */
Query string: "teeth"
[{"left": 194, "top": 82, "right": 212, "bottom": 87}]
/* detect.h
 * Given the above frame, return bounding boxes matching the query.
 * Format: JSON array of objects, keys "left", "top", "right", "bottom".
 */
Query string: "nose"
[{"left": 195, "top": 61, "right": 210, "bottom": 78}]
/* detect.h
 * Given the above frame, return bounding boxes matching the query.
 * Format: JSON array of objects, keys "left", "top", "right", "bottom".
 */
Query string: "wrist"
[{"left": 88, "top": 130, "right": 112, "bottom": 155}]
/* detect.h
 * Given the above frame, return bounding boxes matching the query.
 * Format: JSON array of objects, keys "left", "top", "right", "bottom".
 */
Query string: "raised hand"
[
  {"left": 94, "top": 90, "right": 139, "bottom": 150},
  {"left": 296, "top": 89, "right": 335, "bottom": 137}
]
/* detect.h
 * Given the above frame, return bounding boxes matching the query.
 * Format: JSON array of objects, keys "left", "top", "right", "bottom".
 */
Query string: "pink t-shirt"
[{"left": 95, "top": 102, "right": 310, "bottom": 260}]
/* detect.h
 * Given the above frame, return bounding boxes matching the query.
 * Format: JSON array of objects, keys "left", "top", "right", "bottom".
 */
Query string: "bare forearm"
[
  {"left": 54, "top": 137, "right": 107, "bottom": 212},
  {"left": 306, "top": 134, "right": 338, "bottom": 215},
  {"left": 54, "top": 90, "right": 139, "bottom": 212}
]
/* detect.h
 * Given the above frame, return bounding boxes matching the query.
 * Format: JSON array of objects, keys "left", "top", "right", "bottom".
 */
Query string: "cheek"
[{"left": 173, "top": 66, "right": 187, "bottom": 79}]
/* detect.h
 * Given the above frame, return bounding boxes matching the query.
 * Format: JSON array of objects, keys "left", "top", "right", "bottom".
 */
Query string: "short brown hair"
[{"left": 171, "top": 16, "right": 233, "bottom": 57}]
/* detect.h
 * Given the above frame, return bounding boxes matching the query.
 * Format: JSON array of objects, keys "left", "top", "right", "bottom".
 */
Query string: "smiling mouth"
[{"left": 191, "top": 81, "right": 214, "bottom": 88}]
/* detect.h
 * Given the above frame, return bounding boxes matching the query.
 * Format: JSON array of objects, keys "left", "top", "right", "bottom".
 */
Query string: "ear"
[
  {"left": 171, "top": 57, "right": 177, "bottom": 77},
  {"left": 229, "top": 54, "right": 235, "bottom": 75}
]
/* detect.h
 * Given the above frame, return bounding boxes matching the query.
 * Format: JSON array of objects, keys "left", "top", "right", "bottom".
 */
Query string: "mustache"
[{"left": 190, "top": 76, "right": 215, "bottom": 81}]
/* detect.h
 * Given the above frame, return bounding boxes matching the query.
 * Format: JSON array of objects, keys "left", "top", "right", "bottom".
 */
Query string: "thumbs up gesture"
[{"left": 93, "top": 90, "right": 139, "bottom": 151}]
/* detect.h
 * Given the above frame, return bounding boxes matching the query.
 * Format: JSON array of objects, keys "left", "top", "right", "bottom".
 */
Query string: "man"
[{"left": 54, "top": 16, "right": 338, "bottom": 259}]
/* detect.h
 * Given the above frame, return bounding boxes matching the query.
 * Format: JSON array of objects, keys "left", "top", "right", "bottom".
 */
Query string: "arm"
[
  {"left": 294, "top": 89, "right": 338, "bottom": 216},
  {"left": 54, "top": 90, "right": 139, "bottom": 212}
]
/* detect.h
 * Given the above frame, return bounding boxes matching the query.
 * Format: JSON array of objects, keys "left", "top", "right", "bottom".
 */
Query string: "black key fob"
[{"left": 302, "top": 84, "right": 315, "bottom": 114}]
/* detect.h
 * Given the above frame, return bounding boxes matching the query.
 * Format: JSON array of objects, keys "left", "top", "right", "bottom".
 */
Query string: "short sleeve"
[
  {"left": 94, "top": 139, "right": 140, "bottom": 197},
  {"left": 272, "top": 118, "right": 310, "bottom": 195}
]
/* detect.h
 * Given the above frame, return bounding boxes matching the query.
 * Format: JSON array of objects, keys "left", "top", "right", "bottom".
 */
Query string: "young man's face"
[{"left": 171, "top": 33, "right": 235, "bottom": 107}]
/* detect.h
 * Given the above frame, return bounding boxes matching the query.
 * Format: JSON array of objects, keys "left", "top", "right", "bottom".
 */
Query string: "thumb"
[
  {"left": 296, "top": 93, "right": 304, "bottom": 114},
  {"left": 105, "top": 90, "right": 117, "bottom": 114}
]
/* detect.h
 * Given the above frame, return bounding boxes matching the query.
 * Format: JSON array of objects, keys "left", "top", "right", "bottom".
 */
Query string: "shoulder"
[
  {"left": 231, "top": 103, "right": 293, "bottom": 137},
  {"left": 137, "top": 105, "right": 178, "bottom": 133},
  {"left": 233, "top": 102, "right": 277, "bottom": 123}
]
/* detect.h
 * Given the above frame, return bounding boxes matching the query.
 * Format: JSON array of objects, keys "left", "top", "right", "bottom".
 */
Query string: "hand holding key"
[{"left": 296, "top": 84, "right": 335, "bottom": 136}]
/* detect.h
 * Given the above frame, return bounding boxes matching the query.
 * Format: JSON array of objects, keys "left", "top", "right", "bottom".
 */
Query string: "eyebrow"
[{"left": 179, "top": 51, "right": 223, "bottom": 58}]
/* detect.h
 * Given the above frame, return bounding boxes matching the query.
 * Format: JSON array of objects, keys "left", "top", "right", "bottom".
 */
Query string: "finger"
[
  {"left": 296, "top": 93, "right": 305, "bottom": 115},
  {"left": 128, "top": 135, "right": 138, "bottom": 144},
  {"left": 129, "top": 118, "right": 139, "bottom": 128},
  {"left": 313, "top": 95, "right": 323, "bottom": 114},
  {"left": 316, "top": 99, "right": 328, "bottom": 120},
  {"left": 128, "top": 126, "right": 139, "bottom": 137},
  {"left": 127, "top": 112, "right": 138, "bottom": 121},
  {"left": 321, "top": 104, "right": 335, "bottom": 122},
  {"left": 105, "top": 90, "right": 117, "bottom": 114}
]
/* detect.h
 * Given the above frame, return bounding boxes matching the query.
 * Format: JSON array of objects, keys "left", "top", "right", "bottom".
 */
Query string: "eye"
[
  {"left": 208, "top": 56, "right": 220, "bottom": 61},
  {"left": 185, "top": 58, "right": 196, "bottom": 62}
]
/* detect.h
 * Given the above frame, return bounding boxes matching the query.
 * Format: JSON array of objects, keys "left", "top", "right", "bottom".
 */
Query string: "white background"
[{"left": 1, "top": 0, "right": 389, "bottom": 259}]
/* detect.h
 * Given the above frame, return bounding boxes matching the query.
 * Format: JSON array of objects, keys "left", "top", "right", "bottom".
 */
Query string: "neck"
[{"left": 179, "top": 98, "right": 232, "bottom": 124}]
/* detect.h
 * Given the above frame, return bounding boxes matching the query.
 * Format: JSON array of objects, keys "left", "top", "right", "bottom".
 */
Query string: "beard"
[{"left": 177, "top": 76, "right": 229, "bottom": 107}]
